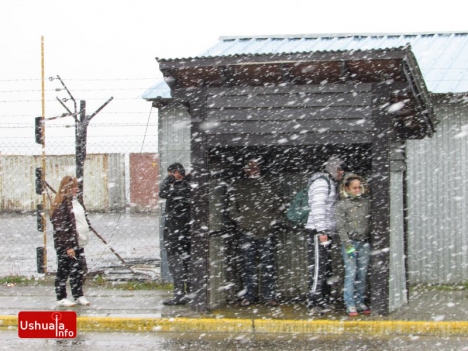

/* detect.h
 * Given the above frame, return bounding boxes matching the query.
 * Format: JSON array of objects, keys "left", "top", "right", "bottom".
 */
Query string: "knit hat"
[{"left": 167, "top": 162, "right": 185, "bottom": 176}]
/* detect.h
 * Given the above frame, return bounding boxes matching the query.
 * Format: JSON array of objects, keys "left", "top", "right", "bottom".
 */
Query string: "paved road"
[
  {"left": 0, "top": 213, "right": 160, "bottom": 278},
  {"left": 3, "top": 331, "right": 468, "bottom": 350}
]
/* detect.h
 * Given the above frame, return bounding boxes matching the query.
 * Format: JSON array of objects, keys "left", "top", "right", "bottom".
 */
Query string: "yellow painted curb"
[
  {"left": 2, "top": 315, "right": 468, "bottom": 336},
  {"left": 77, "top": 317, "right": 253, "bottom": 333},
  {"left": 254, "top": 319, "right": 468, "bottom": 336},
  {"left": 0, "top": 315, "right": 17, "bottom": 330}
]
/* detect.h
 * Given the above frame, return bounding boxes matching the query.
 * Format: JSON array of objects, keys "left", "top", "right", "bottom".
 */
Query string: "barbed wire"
[
  {"left": 0, "top": 77, "right": 160, "bottom": 82},
  {"left": 1, "top": 134, "right": 158, "bottom": 139},
  {"left": 0, "top": 123, "right": 157, "bottom": 129},
  {"left": 0, "top": 112, "right": 156, "bottom": 117},
  {"left": 0, "top": 87, "right": 160, "bottom": 93},
  {"left": 1, "top": 97, "right": 150, "bottom": 102}
]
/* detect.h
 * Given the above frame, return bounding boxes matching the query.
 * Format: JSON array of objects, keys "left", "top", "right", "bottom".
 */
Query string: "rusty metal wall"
[
  {"left": 406, "top": 101, "right": 468, "bottom": 284},
  {"left": 129, "top": 153, "right": 159, "bottom": 212}
]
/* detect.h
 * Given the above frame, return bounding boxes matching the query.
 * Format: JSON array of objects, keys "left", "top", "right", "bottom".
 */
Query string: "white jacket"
[{"left": 304, "top": 172, "right": 337, "bottom": 232}]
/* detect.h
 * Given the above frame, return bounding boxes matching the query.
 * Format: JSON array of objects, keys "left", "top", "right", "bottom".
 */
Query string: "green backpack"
[{"left": 286, "top": 175, "right": 331, "bottom": 227}]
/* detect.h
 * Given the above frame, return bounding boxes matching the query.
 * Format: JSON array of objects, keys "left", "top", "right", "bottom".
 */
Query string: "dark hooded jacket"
[
  {"left": 335, "top": 173, "right": 371, "bottom": 245},
  {"left": 228, "top": 175, "right": 284, "bottom": 239},
  {"left": 159, "top": 174, "right": 191, "bottom": 252}
]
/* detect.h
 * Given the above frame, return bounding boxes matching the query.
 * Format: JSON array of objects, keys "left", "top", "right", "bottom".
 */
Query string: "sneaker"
[
  {"left": 265, "top": 299, "right": 279, "bottom": 307},
  {"left": 57, "top": 298, "right": 76, "bottom": 307},
  {"left": 347, "top": 306, "right": 358, "bottom": 316},
  {"left": 76, "top": 296, "right": 90, "bottom": 306},
  {"left": 163, "top": 296, "right": 189, "bottom": 306},
  {"left": 357, "top": 304, "right": 371, "bottom": 314},
  {"left": 240, "top": 299, "right": 252, "bottom": 307}
]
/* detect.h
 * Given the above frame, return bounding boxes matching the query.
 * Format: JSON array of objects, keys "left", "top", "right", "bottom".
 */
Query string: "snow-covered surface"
[{"left": 143, "top": 32, "right": 468, "bottom": 99}]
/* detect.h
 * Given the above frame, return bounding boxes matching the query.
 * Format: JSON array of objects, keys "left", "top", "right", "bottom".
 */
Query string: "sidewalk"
[{"left": 0, "top": 283, "right": 467, "bottom": 336}]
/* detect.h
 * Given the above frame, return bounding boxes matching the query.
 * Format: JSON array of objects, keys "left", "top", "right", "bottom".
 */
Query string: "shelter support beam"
[
  {"left": 369, "top": 83, "right": 393, "bottom": 315},
  {"left": 188, "top": 88, "right": 210, "bottom": 312}
]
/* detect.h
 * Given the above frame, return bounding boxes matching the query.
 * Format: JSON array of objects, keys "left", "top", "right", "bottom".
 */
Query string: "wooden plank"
[
  {"left": 207, "top": 106, "right": 371, "bottom": 121},
  {"left": 197, "top": 119, "right": 371, "bottom": 134},
  {"left": 207, "top": 92, "right": 371, "bottom": 109},
  {"left": 207, "top": 83, "right": 372, "bottom": 96},
  {"left": 206, "top": 132, "right": 372, "bottom": 147}
]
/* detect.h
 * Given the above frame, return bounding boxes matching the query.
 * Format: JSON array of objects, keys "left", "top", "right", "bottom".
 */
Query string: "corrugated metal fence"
[
  {"left": 406, "top": 101, "right": 468, "bottom": 284},
  {"left": 0, "top": 154, "right": 125, "bottom": 212},
  {"left": 0, "top": 150, "right": 161, "bottom": 278}
]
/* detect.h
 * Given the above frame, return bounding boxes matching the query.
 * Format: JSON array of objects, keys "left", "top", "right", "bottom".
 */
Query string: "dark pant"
[
  {"left": 306, "top": 229, "right": 332, "bottom": 307},
  {"left": 55, "top": 248, "right": 87, "bottom": 301},
  {"left": 239, "top": 234, "right": 276, "bottom": 302},
  {"left": 167, "top": 249, "right": 190, "bottom": 298}
]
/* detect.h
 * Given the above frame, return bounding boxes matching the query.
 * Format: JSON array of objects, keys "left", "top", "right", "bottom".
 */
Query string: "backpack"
[{"left": 286, "top": 175, "right": 331, "bottom": 227}]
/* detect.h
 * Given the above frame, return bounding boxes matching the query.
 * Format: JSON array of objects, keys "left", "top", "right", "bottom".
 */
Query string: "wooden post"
[
  {"left": 188, "top": 87, "right": 210, "bottom": 312},
  {"left": 369, "top": 83, "right": 392, "bottom": 315}
]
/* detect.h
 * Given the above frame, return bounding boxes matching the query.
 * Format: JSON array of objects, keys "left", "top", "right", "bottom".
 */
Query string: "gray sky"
[{"left": 1, "top": 0, "right": 466, "bottom": 152}]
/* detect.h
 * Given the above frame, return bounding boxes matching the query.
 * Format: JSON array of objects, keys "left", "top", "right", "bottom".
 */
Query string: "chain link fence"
[{"left": 0, "top": 138, "right": 161, "bottom": 280}]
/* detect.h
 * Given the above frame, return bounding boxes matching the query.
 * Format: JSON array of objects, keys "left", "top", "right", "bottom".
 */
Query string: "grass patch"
[
  {"left": 0, "top": 275, "right": 50, "bottom": 285},
  {"left": 0, "top": 274, "right": 172, "bottom": 291},
  {"left": 88, "top": 275, "right": 172, "bottom": 291},
  {"left": 111, "top": 280, "right": 173, "bottom": 291}
]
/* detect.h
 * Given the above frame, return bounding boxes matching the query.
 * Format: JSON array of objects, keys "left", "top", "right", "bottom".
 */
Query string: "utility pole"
[
  {"left": 55, "top": 76, "right": 113, "bottom": 198},
  {"left": 37, "top": 36, "right": 47, "bottom": 273}
]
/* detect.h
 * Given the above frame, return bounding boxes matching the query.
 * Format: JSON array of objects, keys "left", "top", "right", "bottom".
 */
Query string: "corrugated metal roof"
[
  {"left": 202, "top": 33, "right": 468, "bottom": 94},
  {"left": 143, "top": 32, "right": 468, "bottom": 99}
]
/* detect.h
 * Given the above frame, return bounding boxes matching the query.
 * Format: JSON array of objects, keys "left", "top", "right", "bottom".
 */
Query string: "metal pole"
[
  {"left": 89, "top": 227, "right": 137, "bottom": 275},
  {"left": 76, "top": 100, "right": 86, "bottom": 200},
  {"left": 40, "top": 36, "right": 47, "bottom": 273}
]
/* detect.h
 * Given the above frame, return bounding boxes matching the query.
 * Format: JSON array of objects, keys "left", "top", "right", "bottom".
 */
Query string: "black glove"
[{"left": 166, "top": 174, "right": 176, "bottom": 183}]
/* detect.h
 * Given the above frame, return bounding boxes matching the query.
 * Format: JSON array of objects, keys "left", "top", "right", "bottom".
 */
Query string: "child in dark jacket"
[{"left": 335, "top": 174, "right": 371, "bottom": 316}]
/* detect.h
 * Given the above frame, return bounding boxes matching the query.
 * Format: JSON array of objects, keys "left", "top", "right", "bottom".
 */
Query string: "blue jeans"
[
  {"left": 239, "top": 234, "right": 276, "bottom": 301},
  {"left": 341, "top": 241, "right": 371, "bottom": 309}
]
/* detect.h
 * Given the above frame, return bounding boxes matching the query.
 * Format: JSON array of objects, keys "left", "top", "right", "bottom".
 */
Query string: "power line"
[{"left": 140, "top": 106, "right": 154, "bottom": 153}]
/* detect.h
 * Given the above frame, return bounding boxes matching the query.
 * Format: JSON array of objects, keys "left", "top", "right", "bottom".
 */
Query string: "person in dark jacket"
[
  {"left": 159, "top": 162, "right": 192, "bottom": 305},
  {"left": 228, "top": 158, "right": 284, "bottom": 307},
  {"left": 50, "top": 175, "right": 92, "bottom": 307},
  {"left": 335, "top": 173, "right": 371, "bottom": 316}
]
